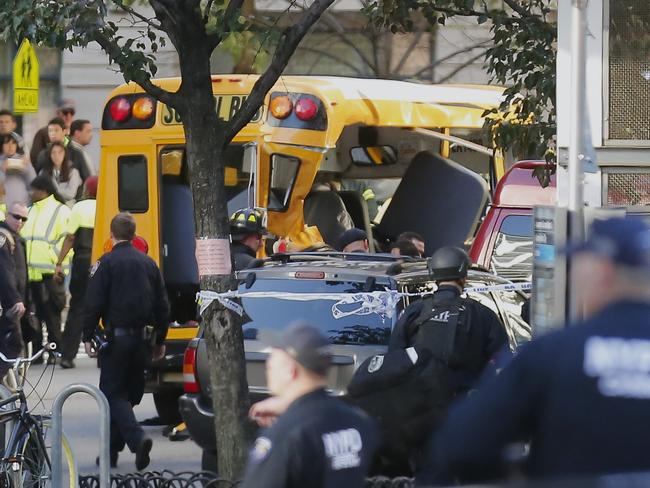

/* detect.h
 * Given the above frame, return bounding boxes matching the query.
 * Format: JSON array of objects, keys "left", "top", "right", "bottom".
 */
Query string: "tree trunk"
[{"left": 178, "top": 41, "right": 252, "bottom": 480}]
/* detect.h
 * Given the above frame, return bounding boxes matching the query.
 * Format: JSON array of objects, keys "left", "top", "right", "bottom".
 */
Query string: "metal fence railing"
[{"left": 76, "top": 472, "right": 416, "bottom": 488}]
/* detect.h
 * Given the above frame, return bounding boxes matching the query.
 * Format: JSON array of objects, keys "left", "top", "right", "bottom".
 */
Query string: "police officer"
[
  {"left": 241, "top": 322, "right": 378, "bottom": 488},
  {"left": 0, "top": 203, "right": 29, "bottom": 377},
  {"left": 82, "top": 212, "right": 170, "bottom": 470},
  {"left": 230, "top": 208, "right": 265, "bottom": 270},
  {"left": 426, "top": 217, "right": 650, "bottom": 484},
  {"left": 56, "top": 176, "right": 98, "bottom": 368},
  {"left": 381, "top": 246, "right": 507, "bottom": 477},
  {"left": 389, "top": 246, "right": 508, "bottom": 392}
]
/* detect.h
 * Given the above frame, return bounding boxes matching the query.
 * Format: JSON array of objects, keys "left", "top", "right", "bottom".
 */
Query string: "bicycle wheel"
[{"left": 9, "top": 426, "right": 76, "bottom": 488}]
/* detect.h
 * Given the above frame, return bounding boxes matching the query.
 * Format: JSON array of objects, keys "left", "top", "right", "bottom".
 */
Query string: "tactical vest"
[{"left": 410, "top": 292, "right": 467, "bottom": 366}]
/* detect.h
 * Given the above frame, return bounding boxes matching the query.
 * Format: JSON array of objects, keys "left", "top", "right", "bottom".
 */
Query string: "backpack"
[{"left": 347, "top": 294, "right": 464, "bottom": 473}]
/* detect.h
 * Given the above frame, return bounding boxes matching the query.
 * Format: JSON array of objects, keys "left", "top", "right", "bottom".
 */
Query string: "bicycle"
[{"left": 0, "top": 345, "right": 77, "bottom": 487}]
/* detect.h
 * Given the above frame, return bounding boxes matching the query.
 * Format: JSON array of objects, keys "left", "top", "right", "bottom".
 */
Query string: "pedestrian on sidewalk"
[
  {"left": 0, "top": 203, "right": 29, "bottom": 378},
  {"left": 57, "top": 176, "right": 97, "bottom": 369},
  {"left": 83, "top": 212, "right": 170, "bottom": 470}
]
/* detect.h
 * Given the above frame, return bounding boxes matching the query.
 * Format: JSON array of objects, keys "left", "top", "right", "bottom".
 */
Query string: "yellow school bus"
[{"left": 95, "top": 75, "right": 506, "bottom": 419}]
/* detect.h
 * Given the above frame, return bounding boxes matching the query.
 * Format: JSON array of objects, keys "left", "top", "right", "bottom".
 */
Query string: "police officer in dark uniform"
[
  {"left": 381, "top": 246, "right": 507, "bottom": 479},
  {"left": 242, "top": 322, "right": 378, "bottom": 488},
  {"left": 426, "top": 217, "right": 650, "bottom": 484},
  {"left": 389, "top": 246, "right": 508, "bottom": 393},
  {"left": 82, "top": 212, "right": 170, "bottom": 470},
  {"left": 0, "top": 203, "right": 29, "bottom": 377},
  {"left": 230, "top": 208, "right": 265, "bottom": 271}
]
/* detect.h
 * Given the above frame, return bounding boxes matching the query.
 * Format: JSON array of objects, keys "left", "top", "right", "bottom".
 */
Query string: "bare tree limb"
[
  {"left": 283, "top": 0, "right": 376, "bottom": 74},
  {"left": 112, "top": 0, "right": 163, "bottom": 30},
  {"left": 436, "top": 50, "right": 488, "bottom": 83},
  {"left": 393, "top": 28, "right": 425, "bottom": 74},
  {"left": 408, "top": 40, "right": 490, "bottom": 79},
  {"left": 297, "top": 46, "right": 366, "bottom": 75},
  {"left": 223, "top": 0, "right": 336, "bottom": 143}
]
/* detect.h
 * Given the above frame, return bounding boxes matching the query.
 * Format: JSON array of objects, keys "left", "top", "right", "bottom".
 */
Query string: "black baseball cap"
[
  {"left": 337, "top": 228, "right": 367, "bottom": 252},
  {"left": 564, "top": 217, "right": 650, "bottom": 267},
  {"left": 266, "top": 322, "right": 332, "bottom": 375}
]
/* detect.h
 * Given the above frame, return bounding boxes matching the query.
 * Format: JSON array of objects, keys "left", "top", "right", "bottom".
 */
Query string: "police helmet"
[
  {"left": 230, "top": 208, "right": 266, "bottom": 240},
  {"left": 427, "top": 246, "right": 471, "bottom": 281}
]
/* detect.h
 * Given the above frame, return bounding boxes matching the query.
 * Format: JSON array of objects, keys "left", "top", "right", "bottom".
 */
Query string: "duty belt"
[{"left": 113, "top": 328, "right": 147, "bottom": 339}]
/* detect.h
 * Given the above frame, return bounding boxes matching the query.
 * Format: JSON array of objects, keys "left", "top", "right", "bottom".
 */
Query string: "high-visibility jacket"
[
  {"left": 21, "top": 195, "right": 71, "bottom": 281},
  {"left": 65, "top": 198, "right": 95, "bottom": 260}
]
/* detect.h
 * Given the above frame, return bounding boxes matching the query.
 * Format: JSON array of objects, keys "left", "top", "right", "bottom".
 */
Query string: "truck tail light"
[{"left": 183, "top": 339, "right": 200, "bottom": 394}]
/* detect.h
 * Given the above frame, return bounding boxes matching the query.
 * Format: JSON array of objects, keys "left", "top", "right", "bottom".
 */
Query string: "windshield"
[{"left": 240, "top": 278, "right": 394, "bottom": 345}]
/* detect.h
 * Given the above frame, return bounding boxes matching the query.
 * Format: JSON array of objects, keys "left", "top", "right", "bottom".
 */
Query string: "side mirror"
[{"left": 350, "top": 146, "right": 398, "bottom": 166}]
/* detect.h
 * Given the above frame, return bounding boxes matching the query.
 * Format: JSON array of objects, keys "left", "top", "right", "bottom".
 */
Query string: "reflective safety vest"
[
  {"left": 66, "top": 198, "right": 95, "bottom": 259},
  {"left": 21, "top": 195, "right": 72, "bottom": 281}
]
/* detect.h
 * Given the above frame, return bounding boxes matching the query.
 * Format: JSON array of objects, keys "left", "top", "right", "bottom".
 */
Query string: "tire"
[
  {"left": 153, "top": 389, "right": 183, "bottom": 425},
  {"left": 201, "top": 449, "right": 218, "bottom": 474},
  {"left": 8, "top": 423, "right": 77, "bottom": 488}
]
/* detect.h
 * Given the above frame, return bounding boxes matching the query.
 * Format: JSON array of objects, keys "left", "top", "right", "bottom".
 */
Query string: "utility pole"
[{"left": 566, "top": 0, "right": 588, "bottom": 323}]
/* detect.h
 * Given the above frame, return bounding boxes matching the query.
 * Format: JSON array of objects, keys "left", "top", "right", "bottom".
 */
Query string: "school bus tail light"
[
  {"left": 268, "top": 92, "right": 327, "bottom": 130},
  {"left": 102, "top": 94, "right": 157, "bottom": 130},
  {"left": 295, "top": 97, "right": 318, "bottom": 121},
  {"left": 109, "top": 97, "right": 131, "bottom": 122},
  {"left": 270, "top": 96, "right": 292, "bottom": 119},
  {"left": 132, "top": 96, "right": 155, "bottom": 120}
]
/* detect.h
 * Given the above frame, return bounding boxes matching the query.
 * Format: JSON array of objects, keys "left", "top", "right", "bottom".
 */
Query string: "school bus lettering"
[{"left": 161, "top": 95, "right": 263, "bottom": 125}]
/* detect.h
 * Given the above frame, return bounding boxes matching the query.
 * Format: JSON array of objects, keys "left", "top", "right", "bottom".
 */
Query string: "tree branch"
[
  {"left": 223, "top": 0, "right": 336, "bottom": 143},
  {"left": 112, "top": 0, "right": 163, "bottom": 30},
  {"left": 436, "top": 50, "right": 488, "bottom": 83},
  {"left": 296, "top": 46, "right": 366, "bottom": 75},
  {"left": 283, "top": 0, "right": 376, "bottom": 74},
  {"left": 393, "top": 28, "right": 425, "bottom": 74},
  {"left": 503, "top": 0, "right": 530, "bottom": 18},
  {"left": 94, "top": 33, "right": 180, "bottom": 108},
  {"left": 408, "top": 40, "right": 490, "bottom": 79}
]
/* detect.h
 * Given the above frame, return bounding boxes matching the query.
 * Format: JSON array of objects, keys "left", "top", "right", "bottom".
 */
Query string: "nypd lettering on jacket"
[
  {"left": 584, "top": 336, "right": 650, "bottom": 398},
  {"left": 322, "top": 428, "right": 363, "bottom": 470}
]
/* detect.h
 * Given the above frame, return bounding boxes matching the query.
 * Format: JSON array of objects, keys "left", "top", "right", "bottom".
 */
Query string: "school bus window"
[
  {"left": 118, "top": 155, "right": 149, "bottom": 213},
  {"left": 159, "top": 145, "right": 250, "bottom": 200},
  {"left": 268, "top": 154, "right": 300, "bottom": 212}
]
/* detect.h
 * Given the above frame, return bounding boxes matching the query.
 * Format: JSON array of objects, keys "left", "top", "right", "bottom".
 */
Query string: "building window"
[{"left": 608, "top": 1, "right": 650, "bottom": 141}]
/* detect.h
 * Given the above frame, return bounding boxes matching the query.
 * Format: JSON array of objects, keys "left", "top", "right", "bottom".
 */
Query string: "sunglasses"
[
  {"left": 61, "top": 109, "right": 75, "bottom": 116},
  {"left": 10, "top": 213, "right": 28, "bottom": 222}
]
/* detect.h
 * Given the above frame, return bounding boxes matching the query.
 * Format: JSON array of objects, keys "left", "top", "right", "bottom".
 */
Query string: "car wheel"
[
  {"left": 153, "top": 389, "right": 183, "bottom": 424},
  {"left": 201, "top": 449, "right": 218, "bottom": 474}
]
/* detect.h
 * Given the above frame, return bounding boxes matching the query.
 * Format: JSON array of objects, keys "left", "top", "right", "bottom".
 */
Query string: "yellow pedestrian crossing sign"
[{"left": 13, "top": 39, "right": 39, "bottom": 113}]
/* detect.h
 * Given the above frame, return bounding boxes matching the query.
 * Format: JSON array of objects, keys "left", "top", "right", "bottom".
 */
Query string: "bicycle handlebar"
[{"left": 0, "top": 343, "right": 57, "bottom": 367}]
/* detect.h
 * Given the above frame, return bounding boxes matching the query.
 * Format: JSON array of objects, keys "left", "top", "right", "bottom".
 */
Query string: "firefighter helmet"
[{"left": 230, "top": 208, "right": 266, "bottom": 239}]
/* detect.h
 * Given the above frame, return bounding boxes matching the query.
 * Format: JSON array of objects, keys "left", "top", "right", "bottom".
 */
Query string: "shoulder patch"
[
  {"left": 89, "top": 260, "right": 101, "bottom": 277},
  {"left": 250, "top": 436, "right": 272, "bottom": 463}
]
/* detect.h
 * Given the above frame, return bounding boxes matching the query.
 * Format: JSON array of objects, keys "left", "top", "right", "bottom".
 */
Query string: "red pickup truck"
[{"left": 470, "top": 161, "right": 556, "bottom": 281}]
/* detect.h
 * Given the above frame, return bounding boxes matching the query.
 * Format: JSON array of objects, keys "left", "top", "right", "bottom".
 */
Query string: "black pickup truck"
[{"left": 179, "top": 253, "right": 531, "bottom": 470}]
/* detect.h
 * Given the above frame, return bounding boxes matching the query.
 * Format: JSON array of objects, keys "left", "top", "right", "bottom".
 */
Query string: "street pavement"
[{"left": 24, "top": 356, "right": 202, "bottom": 476}]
